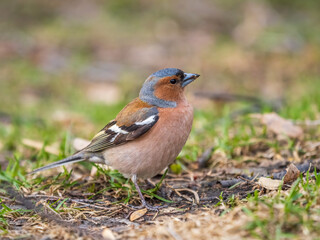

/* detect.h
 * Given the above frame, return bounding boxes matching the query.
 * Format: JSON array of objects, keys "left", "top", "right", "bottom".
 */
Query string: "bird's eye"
[{"left": 170, "top": 79, "right": 177, "bottom": 84}]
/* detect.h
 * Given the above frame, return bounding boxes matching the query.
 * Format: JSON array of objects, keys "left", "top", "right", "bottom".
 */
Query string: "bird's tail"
[{"left": 28, "top": 153, "right": 85, "bottom": 175}]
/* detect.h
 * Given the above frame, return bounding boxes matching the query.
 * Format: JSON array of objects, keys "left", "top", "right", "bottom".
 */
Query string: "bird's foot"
[{"left": 131, "top": 174, "right": 168, "bottom": 211}]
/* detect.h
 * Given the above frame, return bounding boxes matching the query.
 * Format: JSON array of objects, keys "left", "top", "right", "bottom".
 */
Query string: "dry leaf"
[
  {"left": 102, "top": 228, "right": 116, "bottom": 240},
  {"left": 258, "top": 177, "right": 282, "bottom": 190},
  {"left": 283, "top": 163, "right": 300, "bottom": 184},
  {"left": 259, "top": 112, "right": 303, "bottom": 139},
  {"left": 129, "top": 208, "right": 148, "bottom": 221},
  {"left": 22, "top": 138, "right": 59, "bottom": 155}
]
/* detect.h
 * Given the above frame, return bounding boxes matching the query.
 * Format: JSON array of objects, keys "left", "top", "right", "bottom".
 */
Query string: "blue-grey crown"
[
  {"left": 151, "top": 68, "right": 184, "bottom": 78},
  {"left": 139, "top": 68, "right": 183, "bottom": 108}
]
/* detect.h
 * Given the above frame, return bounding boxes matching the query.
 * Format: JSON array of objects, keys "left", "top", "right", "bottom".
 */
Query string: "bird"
[{"left": 30, "top": 68, "right": 200, "bottom": 210}]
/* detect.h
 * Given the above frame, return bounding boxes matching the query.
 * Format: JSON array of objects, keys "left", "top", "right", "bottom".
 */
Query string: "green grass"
[
  {"left": 0, "top": 199, "right": 32, "bottom": 233},
  {"left": 244, "top": 170, "right": 320, "bottom": 239}
]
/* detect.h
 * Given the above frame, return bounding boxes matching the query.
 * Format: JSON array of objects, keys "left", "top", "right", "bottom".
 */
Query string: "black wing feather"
[{"left": 83, "top": 107, "right": 159, "bottom": 153}]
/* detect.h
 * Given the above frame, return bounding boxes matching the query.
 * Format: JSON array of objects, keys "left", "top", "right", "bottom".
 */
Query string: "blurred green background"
[
  {"left": 0, "top": 0, "right": 320, "bottom": 166},
  {"left": 1, "top": 2, "right": 320, "bottom": 238}
]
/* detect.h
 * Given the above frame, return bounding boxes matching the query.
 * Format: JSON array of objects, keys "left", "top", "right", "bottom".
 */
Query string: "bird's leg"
[{"left": 131, "top": 175, "right": 165, "bottom": 211}]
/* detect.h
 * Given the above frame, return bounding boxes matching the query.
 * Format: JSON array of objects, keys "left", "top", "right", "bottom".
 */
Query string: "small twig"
[
  {"left": 251, "top": 174, "right": 260, "bottom": 182},
  {"left": 170, "top": 188, "right": 192, "bottom": 203},
  {"left": 24, "top": 194, "right": 98, "bottom": 203},
  {"left": 174, "top": 188, "right": 200, "bottom": 205},
  {"left": 0, "top": 195, "right": 19, "bottom": 202},
  {"left": 151, "top": 210, "right": 159, "bottom": 221},
  {"left": 42, "top": 201, "right": 63, "bottom": 219},
  {"left": 90, "top": 217, "right": 140, "bottom": 227},
  {"left": 24, "top": 194, "right": 112, "bottom": 210}
]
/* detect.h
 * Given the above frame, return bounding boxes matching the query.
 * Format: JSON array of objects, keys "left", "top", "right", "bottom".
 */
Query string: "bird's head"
[{"left": 139, "top": 68, "right": 200, "bottom": 108}]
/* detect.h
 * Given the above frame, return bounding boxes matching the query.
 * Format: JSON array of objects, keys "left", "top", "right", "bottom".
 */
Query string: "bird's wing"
[{"left": 83, "top": 99, "right": 159, "bottom": 153}]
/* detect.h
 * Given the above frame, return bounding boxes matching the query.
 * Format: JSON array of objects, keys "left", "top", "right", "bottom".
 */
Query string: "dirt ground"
[{"left": 2, "top": 156, "right": 319, "bottom": 240}]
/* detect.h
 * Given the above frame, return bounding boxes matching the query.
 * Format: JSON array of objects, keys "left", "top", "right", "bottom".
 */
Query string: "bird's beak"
[{"left": 181, "top": 73, "right": 200, "bottom": 87}]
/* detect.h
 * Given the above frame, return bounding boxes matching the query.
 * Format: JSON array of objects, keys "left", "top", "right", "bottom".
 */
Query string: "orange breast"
[{"left": 103, "top": 102, "right": 194, "bottom": 179}]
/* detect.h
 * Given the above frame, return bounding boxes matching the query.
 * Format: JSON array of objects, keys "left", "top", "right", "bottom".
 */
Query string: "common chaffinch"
[{"left": 30, "top": 68, "right": 200, "bottom": 210}]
